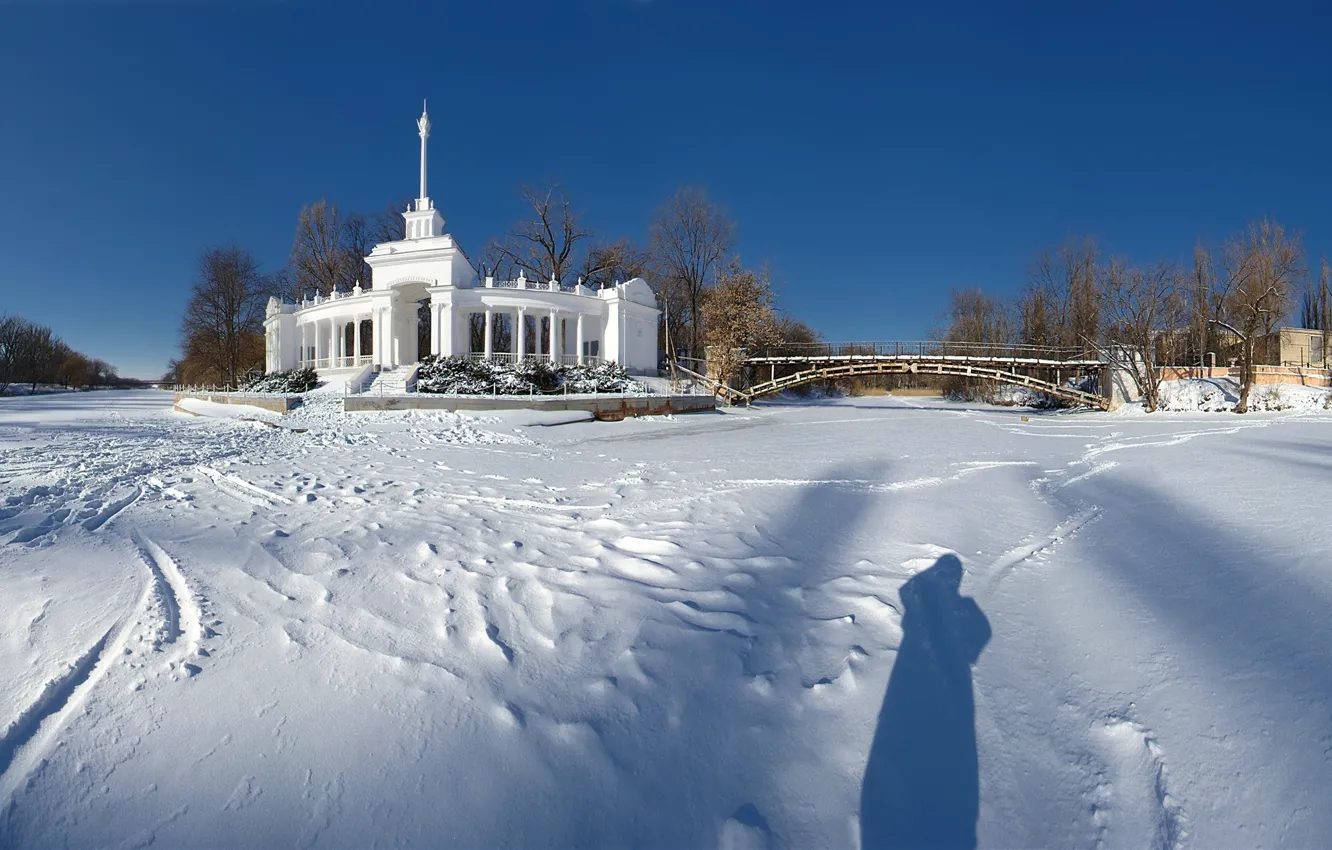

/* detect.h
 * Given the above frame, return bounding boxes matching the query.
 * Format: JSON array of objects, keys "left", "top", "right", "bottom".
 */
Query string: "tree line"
[
  {"left": 942, "top": 219, "right": 1328, "bottom": 412},
  {"left": 174, "top": 183, "right": 815, "bottom": 386},
  {"left": 0, "top": 314, "right": 126, "bottom": 393}
]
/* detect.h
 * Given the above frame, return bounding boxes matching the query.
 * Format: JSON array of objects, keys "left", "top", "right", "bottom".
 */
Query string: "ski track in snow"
[
  {"left": 135, "top": 534, "right": 205, "bottom": 661},
  {"left": 196, "top": 465, "right": 292, "bottom": 508},
  {"left": 982, "top": 506, "right": 1103, "bottom": 597},
  {"left": 0, "top": 584, "right": 146, "bottom": 810},
  {"left": 0, "top": 528, "right": 215, "bottom": 813}
]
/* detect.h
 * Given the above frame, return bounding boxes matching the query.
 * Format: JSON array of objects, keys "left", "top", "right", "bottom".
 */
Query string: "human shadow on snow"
[{"left": 860, "top": 554, "right": 991, "bottom": 850}]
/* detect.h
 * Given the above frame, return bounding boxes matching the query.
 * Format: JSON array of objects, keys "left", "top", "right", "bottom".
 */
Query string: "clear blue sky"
[{"left": 2, "top": 0, "right": 1329, "bottom": 379}]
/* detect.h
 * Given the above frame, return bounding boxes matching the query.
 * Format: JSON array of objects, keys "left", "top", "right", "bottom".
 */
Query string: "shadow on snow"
[{"left": 860, "top": 554, "right": 990, "bottom": 850}]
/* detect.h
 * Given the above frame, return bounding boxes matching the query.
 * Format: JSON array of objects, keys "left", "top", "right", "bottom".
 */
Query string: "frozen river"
[{"left": 2, "top": 389, "right": 1330, "bottom": 848}]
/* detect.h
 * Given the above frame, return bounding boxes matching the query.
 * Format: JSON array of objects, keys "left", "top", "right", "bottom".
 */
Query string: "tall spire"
[
  {"left": 416, "top": 100, "right": 431, "bottom": 206},
  {"left": 402, "top": 102, "right": 446, "bottom": 239}
]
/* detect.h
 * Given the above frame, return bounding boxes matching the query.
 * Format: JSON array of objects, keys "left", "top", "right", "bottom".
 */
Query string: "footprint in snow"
[{"left": 720, "top": 804, "right": 772, "bottom": 850}]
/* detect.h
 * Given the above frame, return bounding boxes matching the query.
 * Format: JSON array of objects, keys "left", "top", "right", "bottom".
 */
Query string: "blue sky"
[{"left": 1, "top": 0, "right": 1329, "bottom": 378}]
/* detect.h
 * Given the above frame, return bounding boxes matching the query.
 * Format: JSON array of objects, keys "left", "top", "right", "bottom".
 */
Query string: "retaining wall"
[
  {"left": 1159, "top": 366, "right": 1232, "bottom": 381},
  {"left": 1158, "top": 365, "right": 1332, "bottom": 387},
  {"left": 344, "top": 393, "right": 715, "bottom": 419},
  {"left": 1246, "top": 366, "right": 1332, "bottom": 387},
  {"left": 174, "top": 392, "right": 302, "bottom": 414}
]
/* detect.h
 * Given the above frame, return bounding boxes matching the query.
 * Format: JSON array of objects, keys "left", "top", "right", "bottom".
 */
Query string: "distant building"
[
  {"left": 1256, "top": 327, "right": 1325, "bottom": 367},
  {"left": 264, "top": 104, "right": 660, "bottom": 376}
]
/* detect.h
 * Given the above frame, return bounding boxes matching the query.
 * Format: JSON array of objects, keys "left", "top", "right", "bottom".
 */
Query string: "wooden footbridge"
[{"left": 672, "top": 341, "right": 1110, "bottom": 409}]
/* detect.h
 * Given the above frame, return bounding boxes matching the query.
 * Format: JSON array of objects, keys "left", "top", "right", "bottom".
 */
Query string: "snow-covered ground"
[{"left": 2, "top": 389, "right": 1331, "bottom": 848}]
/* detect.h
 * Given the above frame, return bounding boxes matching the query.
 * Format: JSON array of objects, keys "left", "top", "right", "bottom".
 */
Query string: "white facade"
[{"left": 264, "top": 104, "right": 661, "bottom": 377}]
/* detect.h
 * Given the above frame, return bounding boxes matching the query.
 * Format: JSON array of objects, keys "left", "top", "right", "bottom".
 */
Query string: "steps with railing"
[{"left": 359, "top": 365, "right": 418, "bottom": 395}]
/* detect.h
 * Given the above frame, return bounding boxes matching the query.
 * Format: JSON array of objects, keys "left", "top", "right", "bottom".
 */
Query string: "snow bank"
[
  {"left": 173, "top": 398, "right": 282, "bottom": 420},
  {"left": 1156, "top": 378, "right": 1331, "bottom": 412},
  {"left": 486, "top": 409, "right": 596, "bottom": 427}
]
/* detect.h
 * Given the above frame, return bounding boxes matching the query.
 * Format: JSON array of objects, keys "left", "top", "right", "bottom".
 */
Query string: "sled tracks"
[{"left": 0, "top": 534, "right": 206, "bottom": 814}]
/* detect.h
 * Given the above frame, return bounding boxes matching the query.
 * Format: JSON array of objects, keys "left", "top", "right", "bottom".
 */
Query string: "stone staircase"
[{"left": 360, "top": 365, "right": 418, "bottom": 395}]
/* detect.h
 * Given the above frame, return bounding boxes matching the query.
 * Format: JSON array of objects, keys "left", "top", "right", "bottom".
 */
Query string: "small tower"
[{"left": 403, "top": 100, "right": 446, "bottom": 240}]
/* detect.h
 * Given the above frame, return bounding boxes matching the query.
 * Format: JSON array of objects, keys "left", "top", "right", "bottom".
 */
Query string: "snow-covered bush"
[
  {"left": 559, "top": 361, "right": 649, "bottom": 394},
  {"left": 414, "top": 356, "right": 648, "bottom": 395},
  {"left": 1156, "top": 379, "right": 1238, "bottom": 412},
  {"left": 1154, "top": 378, "right": 1332, "bottom": 412},
  {"left": 241, "top": 368, "right": 319, "bottom": 394}
]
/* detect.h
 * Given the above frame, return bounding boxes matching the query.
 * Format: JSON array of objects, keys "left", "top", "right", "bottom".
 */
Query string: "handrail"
[
  {"left": 670, "top": 360, "right": 750, "bottom": 405},
  {"left": 741, "top": 361, "right": 1109, "bottom": 410},
  {"left": 743, "top": 340, "right": 1101, "bottom": 364}
]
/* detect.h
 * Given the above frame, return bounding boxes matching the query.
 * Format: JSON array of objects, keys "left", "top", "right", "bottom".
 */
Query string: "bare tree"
[
  {"left": 290, "top": 199, "right": 360, "bottom": 297},
  {"left": 1016, "top": 280, "right": 1058, "bottom": 347},
  {"left": 1028, "top": 237, "right": 1100, "bottom": 353},
  {"left": 490, "top": 183, "right": 592, "bottom": 284},
  {"left": 944, "top": 288, "right": 1013, "bottom": 346},
  {"left": 9, "top": 320, "right": 60, "bottom": 392},
  {"left": 649, "top": 187, "right": 735, "bottom": 359},
  {"left": 479, "top": 238, "right": 518, "bottom": 281},
  {"left": 1321, "top": 258, "right": 1332, "bottom": 364},
  {"left": 702, "top": 262, "right": 781, "bottom": 389},
  {"left": 178, "top": 246, "right": 270, "bottom": 386},
  {"left": 370, "top": 198, "right": 414, "bottom": 246},
  {"left": 1099, "top": 259, "right": 1186, "bottom": 412},
  {"left": 1300, "top": 257, "right": 1330, "bottom": 333},
  {"left": 0, "top": 315, "right": 120, "bottom": 392},
  {"left": 343, "top": 212, "right": 374, "bottom": 289},
  {"left": 940, "top": 288, "right": 1014, "bottom": 401},
  {"left": 1185, "top": 242, "right": 1225, "bottom": 368},
  {"left": 1213, "top": 219, "right": 1304, "bottom": 412},
  {"left": 578, "top": 238, "right": 650, "bottom": 289},
  {"left": 1323, "top": 258, "right": 1332, "bottom": 336},
  {"left": 56, "top": 352, "right": 91, "bottom": 389},
  {"left": 0, "top": 315, "right": 19, "bottom": 393}
]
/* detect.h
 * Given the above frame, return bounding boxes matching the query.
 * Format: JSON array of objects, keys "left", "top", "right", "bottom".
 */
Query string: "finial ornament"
[
  {"left": 416, "top": 100, "right": 431, "bottom": 204},
  {"left": 417, "top": 101, "right": 431, "bottom": 140}
]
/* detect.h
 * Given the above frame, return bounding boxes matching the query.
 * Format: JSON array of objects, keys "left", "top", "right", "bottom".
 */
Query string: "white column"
[
  {"left": 300, "top": 323, "right": 308, "bottom": 368},
  {"left": 440, "top": 304, "right": 453, "bottom": 357},
  {"left": 483, "top": 309, "right": 494, "bottom": 358},
  {"left": 548, "top": 310, "right": 557, "bottom": 360},
  {"left": 576, "top": 314, "right": 585, "bottom": 364},
  {"left": 372, "top": 310, "right": 382, "bottom": 366},
  {"left": 326, "top": 318, "right": 334, "bottom": 367},
  {"left": 430, "top": 305, "right": 441, "bottom": 356},
  {"left": 354, "top": 317, "right": 362, "bottom": 365},
  {"left": 517, "top": 309, "right": 526, "bottom": 359}
]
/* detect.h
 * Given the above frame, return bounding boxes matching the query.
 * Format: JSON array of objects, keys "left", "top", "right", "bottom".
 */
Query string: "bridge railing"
[{"left": 745, "top": 340, "right": 1096, "bottom": 363}]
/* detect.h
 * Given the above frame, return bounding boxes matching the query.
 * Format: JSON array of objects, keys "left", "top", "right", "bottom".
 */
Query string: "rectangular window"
[{"left": 583, "top": 340, "right": 600, "bottom": 357}]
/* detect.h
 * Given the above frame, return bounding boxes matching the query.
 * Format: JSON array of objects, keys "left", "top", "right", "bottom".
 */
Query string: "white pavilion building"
[{"left": 264, "top": 105, "right": 660, "bottom": 380}]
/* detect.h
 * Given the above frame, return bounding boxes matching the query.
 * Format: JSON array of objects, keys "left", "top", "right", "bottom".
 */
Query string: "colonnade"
[
  {"left": 471, "top": 307, "right": 590, "bottom": 364},
  {"left": 297, "top": 313, "right": 379, "bottom": 369},
  {"left": 291, "top": 303, "right": 598, "bottom": 370}
]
